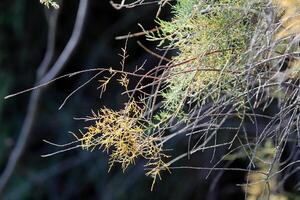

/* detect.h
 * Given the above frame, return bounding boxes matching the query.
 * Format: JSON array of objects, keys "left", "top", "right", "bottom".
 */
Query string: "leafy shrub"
[{"left": 36, "top": 0, "right": 300, "bottom": 197}]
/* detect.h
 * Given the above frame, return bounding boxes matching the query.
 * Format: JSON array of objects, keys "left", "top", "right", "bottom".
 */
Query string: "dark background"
[{"left": 0, "top": 1, "right": 252, "bottom": 199}]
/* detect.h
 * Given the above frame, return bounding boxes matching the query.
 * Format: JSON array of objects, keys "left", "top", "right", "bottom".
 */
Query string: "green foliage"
[{"left": 148, "top": 0, "right": 263, "bottom": 113}]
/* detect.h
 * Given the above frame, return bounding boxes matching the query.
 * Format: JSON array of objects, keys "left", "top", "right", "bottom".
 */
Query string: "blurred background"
[{"left": 0, "top": 0, "right": 272, "bottom": 199}]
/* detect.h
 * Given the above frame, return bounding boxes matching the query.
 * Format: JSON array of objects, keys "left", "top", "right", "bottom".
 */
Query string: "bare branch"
[{"left": 0, "top": 0, "right": 88, "bottom": 194}]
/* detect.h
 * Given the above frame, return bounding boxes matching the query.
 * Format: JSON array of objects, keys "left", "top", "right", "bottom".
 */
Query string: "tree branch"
[{"left": 0, "top": 0, "right": 88, "bottom": 195}]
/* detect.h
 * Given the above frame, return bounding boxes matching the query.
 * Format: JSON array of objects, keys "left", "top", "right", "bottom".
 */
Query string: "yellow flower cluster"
[
  {"left": 274, "top": 0, "right": 300, "bottom": 39},
  {"left": 245, "top": 140, "right": 287, "bottom": 200},
  {"left": 79, "top": 101, "right": 168, "bottom": 187},
  {"left": 273, "top": 0, "right": 300, "bottom": 78}
]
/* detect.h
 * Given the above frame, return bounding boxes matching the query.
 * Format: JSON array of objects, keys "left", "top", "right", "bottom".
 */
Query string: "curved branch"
[
  {"left": 40, "top": 0, "right": 88, "bottom": 84},
  {"left": 0, "top": 0, "right": 88, "bottom": 195}
]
